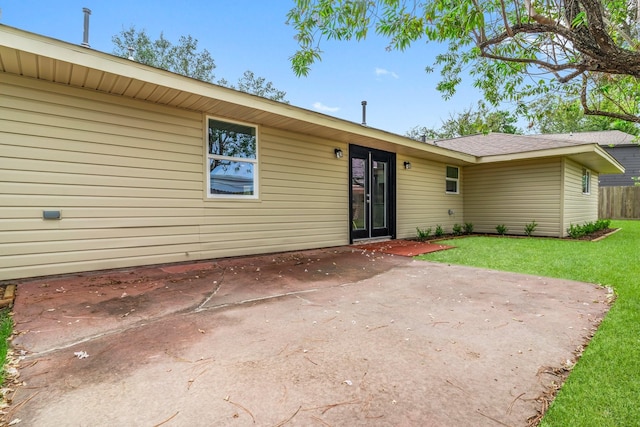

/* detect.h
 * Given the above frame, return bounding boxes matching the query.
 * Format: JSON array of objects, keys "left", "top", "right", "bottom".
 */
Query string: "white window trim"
[
  {"left": 582, "top": 168, "right": 591, "bottom": 195},
  {"left": 206, "top": 116, "right": 259, "bottom": 199},
  {"left": 445, "top": 165, "right": 460, "bottom": 194}
]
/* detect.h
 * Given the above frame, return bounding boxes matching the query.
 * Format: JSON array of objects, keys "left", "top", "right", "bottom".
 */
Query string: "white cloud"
[
  {"left": 375, "top": 67, "right": 399, "bottom": 79},
  {"left": 312, "top": 102, "right": 340, "bottom": 113}
]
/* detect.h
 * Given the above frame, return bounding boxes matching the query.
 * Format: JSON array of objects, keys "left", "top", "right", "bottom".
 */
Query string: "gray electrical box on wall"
[{"left": 43, "top": 210, "right": 61, "bottom": 220}]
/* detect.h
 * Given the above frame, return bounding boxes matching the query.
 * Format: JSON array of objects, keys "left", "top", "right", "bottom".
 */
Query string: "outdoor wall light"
[
  {"left": 403, "top": 161, "right": 412, "bottom": 170},
  {"left": 334, "top": 148, "right": 344, "bottom": 159}
]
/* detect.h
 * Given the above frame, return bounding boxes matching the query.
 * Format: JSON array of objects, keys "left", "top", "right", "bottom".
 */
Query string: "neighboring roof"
[
  {"left": 0, "top": 25, "right": 625, "bottom": 174},
  {"left": 537, "top": 130, "right": 638, "bottom": 147},
  {"left": 430, "top": 133, "right": 624, "bottom": 174}
]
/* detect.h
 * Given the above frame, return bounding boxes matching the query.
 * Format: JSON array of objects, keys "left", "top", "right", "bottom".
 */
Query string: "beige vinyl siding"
[
  {"left": 198, "top": 127, "right": 348, "bottom": 259},
  {"left": 1, "top": 74, "right": 347, "bottom": 280},
  {"left": 396, "top": 156, "right": 463, "bottom": 238},
  {"left": 561, "top": 158, "right": 599, "bottom": 235},
  {"left": 463, "top": 159, "right": 563, "bottom": 237}
]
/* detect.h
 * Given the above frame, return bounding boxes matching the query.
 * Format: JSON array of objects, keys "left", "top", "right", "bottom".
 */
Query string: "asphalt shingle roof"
[
  {"left": 535, "top": 130, "right": 637, "bottom": 146},
  {"left": 429, "top": 133, "right": 590, "bottom": 156}
]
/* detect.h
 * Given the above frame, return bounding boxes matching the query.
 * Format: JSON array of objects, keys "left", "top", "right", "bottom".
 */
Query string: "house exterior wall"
[
  {"left": 561, "top": 158, "right": 599, "bottom": 233},
  {"left": 462, "top": 159, "right": 563, "bottom": 237},
  {"left": 396, "top": 157, "right": 464, "bottom": 238},
  {"left": 1, "top": 73, "right": 348, "bottom": 280},
  {"left": 599, "top": 146, "right": 640, "bottom": 186}
]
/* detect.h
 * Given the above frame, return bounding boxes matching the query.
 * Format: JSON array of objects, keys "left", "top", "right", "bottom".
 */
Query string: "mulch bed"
[{"left": 562, "top": 228, "right": 619, "bottom": 241}]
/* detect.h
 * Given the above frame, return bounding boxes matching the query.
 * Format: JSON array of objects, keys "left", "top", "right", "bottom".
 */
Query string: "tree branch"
[
  {"left": 580, "top": 75, "right": 640, "bottom": 123},
  {"left": 524, "top": 0, "right": 557, "bottom": 26}
]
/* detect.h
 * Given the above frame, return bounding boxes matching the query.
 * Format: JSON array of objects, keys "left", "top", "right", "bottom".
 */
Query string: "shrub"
[
  {"left": 452, "top": 223, "right": 463, "bottom": 236},
  {"left": 566, "top": 219, "right": 612, "bottom": 239},
  {"left": 567, "top": 223, "right": 584, "bottom": 239},
  {"left": 435, "top": 224, "right": 445, "bottom": 237},
  {"left": 496, "top": 224, "right": 508, "bottom": 235},
  {"left": 524, "top": 220, "right": 537, "bottom": 237},
  {"left": 416, "top": 226, "right": 432, "bottom": 241},
  {"left": 463, "top": 222, "right": 474, "bottom": 234}
]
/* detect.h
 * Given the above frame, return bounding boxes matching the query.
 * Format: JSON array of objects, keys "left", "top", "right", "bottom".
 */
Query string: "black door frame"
[{"left": 349, "top": 144, "right": 396, "bottom": 242}]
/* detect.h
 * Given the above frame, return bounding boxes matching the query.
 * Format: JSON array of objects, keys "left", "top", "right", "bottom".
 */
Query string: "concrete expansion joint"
[{"left": 194, "top": 288, "right": 319, "bottom": 313}]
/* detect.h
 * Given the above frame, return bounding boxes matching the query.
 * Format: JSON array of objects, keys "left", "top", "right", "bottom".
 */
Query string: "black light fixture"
[
  {"left": 334, "top": 148, "right": 344, "bottom": 159},
  {"left": 403, "top": 161, "right": 412, "bottom": 170}
]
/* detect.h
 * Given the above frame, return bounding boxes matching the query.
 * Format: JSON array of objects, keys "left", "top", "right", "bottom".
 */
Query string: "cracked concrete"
[{"left": 6, "top": 246, "right": 610, "bottom": 426}]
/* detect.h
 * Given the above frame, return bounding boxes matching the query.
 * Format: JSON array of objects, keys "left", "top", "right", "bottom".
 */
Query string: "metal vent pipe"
[
  {"left": 81, "top": 8, "right": 91, "bottom": 47},
  {"left": 361, "top": 101, "right": 367, "bottom": 126}
]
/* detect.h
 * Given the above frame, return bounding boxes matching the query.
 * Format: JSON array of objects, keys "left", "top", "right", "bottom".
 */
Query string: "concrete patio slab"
[{"left": 4, "top": 247, "right": 609, "bottom": 426}]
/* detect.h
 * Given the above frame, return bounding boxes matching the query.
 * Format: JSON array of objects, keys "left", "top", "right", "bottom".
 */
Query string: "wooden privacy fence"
[{"left": 599, "top": 186, "right": 640, "bottom": 219}]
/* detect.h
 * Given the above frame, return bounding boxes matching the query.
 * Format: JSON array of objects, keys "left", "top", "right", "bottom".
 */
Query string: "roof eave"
[
  {"left": 476, "top": 144, "right": 625, "bottom": 174},
  {"left": 0, "top": 24, "right": 474, "bottom": 164}
]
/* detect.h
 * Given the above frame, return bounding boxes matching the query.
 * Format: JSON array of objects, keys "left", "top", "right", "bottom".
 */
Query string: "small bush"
[
  {"left": 452, "top": 223, "right": 463, "bottom": 236},
  {"left": 435, "top": 224, "right": 445, "bottom": 237},
  {"left": 416, "top": 226, "right": 432, "bottom": 241},
  {"left": 524, "top": 220, "right": 537, "bottom": 237},
  {"left": 463, "top": 222, "right": 474, "bottom": 234},
  {"left": 496, "top": 224, "right": 508, "bottom": 235},
  {"left": 567, "top": 223, "right": 584, "bottom": 239}
]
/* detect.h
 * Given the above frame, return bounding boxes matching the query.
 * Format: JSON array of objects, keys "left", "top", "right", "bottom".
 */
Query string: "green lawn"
[
  {"left": 417, "top": 220, "right": 640, "bottom": 427},
  {"left": 0, "top": 308, "right": 13, "bottom": 385}
]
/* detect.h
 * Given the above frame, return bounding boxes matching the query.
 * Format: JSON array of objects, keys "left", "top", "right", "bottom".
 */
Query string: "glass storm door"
[{"left": 350, "top": 145, "right": 395, "bottom": 241}]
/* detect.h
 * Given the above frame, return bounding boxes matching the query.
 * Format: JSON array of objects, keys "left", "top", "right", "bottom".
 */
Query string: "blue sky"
[{"left": 1, "top": 0, "right": 488, "bottom": 135}]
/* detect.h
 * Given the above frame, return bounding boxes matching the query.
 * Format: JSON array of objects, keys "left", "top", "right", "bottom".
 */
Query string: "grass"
[
  {"left": 417, "top": 220, "right": 640, "bottom": 427},
  {"left": 0, "top": 308, "right": 13, "bottom": 385}
]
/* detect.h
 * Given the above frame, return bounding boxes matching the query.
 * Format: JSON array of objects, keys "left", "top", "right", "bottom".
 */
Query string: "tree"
[
  {"left": 219, "top": 71, "right": 289, "bottom": 103},
  {"left": 406, "top": 103, "right": 521, "bottom": 140},
  {"left": 113, "top": 28, "right": 288, "bottom": 102},
  {"left": 530, "top": 96, "right": 640, "bottom": 134},
  {"left": 112, "top": 27, "right": 216, "bottom": 82},
  {"left": 287, "top": 0, "right": 640, "bottom": 124}
]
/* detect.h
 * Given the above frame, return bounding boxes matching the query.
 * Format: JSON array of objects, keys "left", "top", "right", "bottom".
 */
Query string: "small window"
[
  {"left": 207, "top": 118, "right": 258, "bottom": 198},
  {"left": 446, "top": 166, "right": 459, "bottom": 194},
  {"left": 582, "top": 168, "right": 591, "bottom": 194}
]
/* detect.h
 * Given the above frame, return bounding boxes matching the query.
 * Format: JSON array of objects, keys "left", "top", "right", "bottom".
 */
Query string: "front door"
[{"left": 350, "top": 145, "right": 396, "bottom": 241}]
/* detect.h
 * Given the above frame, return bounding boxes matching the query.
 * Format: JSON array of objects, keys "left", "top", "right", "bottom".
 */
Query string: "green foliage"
[
  {"left": 112, "top": 27, "right": 216, "bottom": 82},
  {"left": 416, "top": 226, "right": 432, "bottom": 241},
  {"left": 407, "top": 102, "right": 521, "bottom": 139},
  {"left": 524, "top": 220, "right": 537, "bottom": 237},
  {"left": 452, "top": 223, "right": 463, "bottom": 236},
  {"left": 113, "top": 28, "right": 288, "bottom": 102},
  {"left": 567, "top": 219, "right": 612, "bottom": 239},
  {"left": 529, "top": 96, "right": 640, "bottom": 135},
  {"left": 434, "top": 224, "right": 445, "bottom": 237},
  {"left": 0, "top": 308, "right": 13, "bottom": 385},
  {"left": 220, "top": 71, "right": 289, "bottom": 103},
  {"left": 495, "top": 224, "right": 508, "bottom": 235},
  {"left": 288, "top": 0, "right": 640, "bottom": 124},
  {"left": 463, "top": 222, "right": 474, "bottom": 234},
  {"left": 418, "top": 220, "right": 640, "bottom": 426}
]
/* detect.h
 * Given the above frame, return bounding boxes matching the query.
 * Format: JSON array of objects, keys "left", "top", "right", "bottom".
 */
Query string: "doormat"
[{"left": 354, "top": 240, "right": 455, "bottom": 257}]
